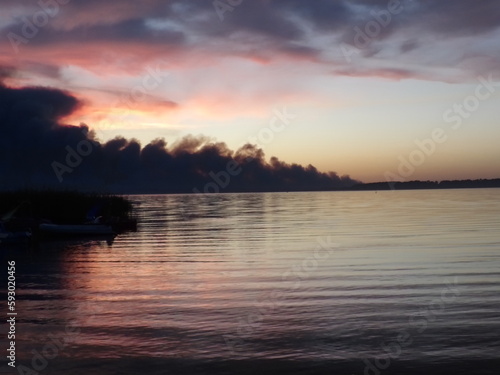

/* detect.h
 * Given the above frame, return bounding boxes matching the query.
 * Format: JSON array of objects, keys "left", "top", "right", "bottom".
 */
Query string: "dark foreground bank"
[{"left": 13, "top": 357, "right": 500, "bottom": 375}]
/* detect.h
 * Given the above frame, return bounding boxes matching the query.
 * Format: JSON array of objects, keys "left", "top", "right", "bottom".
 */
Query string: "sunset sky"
[{"left": 1, "top": 0, "right": 499, "bottom": 183}]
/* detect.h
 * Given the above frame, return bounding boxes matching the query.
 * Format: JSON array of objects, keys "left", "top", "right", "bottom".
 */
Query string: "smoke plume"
[{"left": 0, "top": 82, "right": 358, "bottom": 193}]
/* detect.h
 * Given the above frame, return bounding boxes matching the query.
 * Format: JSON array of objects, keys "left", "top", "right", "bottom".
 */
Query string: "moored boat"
[{"left": 0, "top": 222, "right": 32, "bottom": 244}]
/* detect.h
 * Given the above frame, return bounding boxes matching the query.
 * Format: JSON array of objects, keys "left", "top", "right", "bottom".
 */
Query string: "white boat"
[{"left": 39, "top": 223, "right": 115, "bottom": 236}]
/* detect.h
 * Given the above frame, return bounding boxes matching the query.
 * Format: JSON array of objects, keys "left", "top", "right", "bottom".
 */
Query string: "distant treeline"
[
  {"left": 0, "top": 190, "right": 133, "bottom": 224},
  {"left": 349, "top": 178, "right": 500, "bottom": 191}
]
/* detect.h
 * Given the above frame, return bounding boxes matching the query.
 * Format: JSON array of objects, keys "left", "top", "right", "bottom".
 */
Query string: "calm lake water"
[{"left": 2, "top": 189, "right": 500, "bottom": 374}]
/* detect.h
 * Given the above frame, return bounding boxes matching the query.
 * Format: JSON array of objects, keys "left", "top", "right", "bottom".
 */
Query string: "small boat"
[
  {"left": 39, "top": 223, "right": 115, "bottom": 236},
  {"left": 0, "top": 222, "right": 32, "bottom": 244}
]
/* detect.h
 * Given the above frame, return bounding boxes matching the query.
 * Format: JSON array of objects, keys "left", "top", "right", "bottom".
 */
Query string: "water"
[{"left": 2, "top": 189, "right": 500, "bottom": 374}]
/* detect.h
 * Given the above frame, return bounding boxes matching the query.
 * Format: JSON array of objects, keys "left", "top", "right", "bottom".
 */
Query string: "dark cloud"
[
  {"left": 275, "top": 0, "right": 351, "bottom": 31},
  {"left": 415, "top": 0, "right": 500, "bottom": 35},
  {"left": 2, "top": 17, "right": 185, "bottom": 47},
  {"left": 3, "top": 1, "right": 500, "bottom": 47},
  {"left": 0, "top": 84, "right": 358, "bottom": 193},
  {"left": 2, "top": 0, "right": 499, "bottom": 79}
]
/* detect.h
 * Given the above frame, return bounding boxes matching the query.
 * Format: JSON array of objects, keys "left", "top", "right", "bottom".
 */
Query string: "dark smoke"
[{"left": 0, "top": 83, "right": 359, "bottom": 193}]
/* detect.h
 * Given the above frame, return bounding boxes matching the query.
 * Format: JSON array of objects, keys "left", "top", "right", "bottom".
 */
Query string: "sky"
[{"left": 1, "top": 0, "right": 499, "bottom": 189}]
